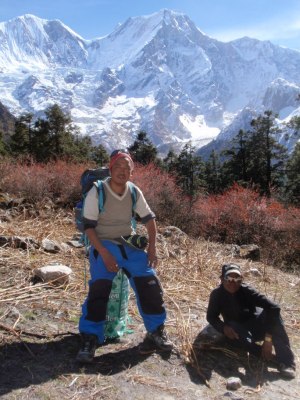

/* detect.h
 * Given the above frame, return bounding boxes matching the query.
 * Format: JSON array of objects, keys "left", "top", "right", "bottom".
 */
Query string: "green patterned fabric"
[{"left": 104, "top": 270, "right": 130, "bottom": 339}]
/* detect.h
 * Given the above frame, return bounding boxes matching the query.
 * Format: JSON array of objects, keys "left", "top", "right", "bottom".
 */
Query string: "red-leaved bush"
[
  {"left": 0, "top": 159, "right": 89, "bottom": 205},
  {"left": 0, "top": 160, "right": 299, "bottom": 267},
  {"left": 193, "top": 183, "right": 300, "bottom": 267},
  {"left": 132, "top": 163, "right": 195, "bottom": 230}
]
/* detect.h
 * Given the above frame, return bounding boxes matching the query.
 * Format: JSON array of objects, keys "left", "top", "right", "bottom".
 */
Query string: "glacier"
[{"left": 0, "top": 10, "right": 299, "bottom": 155}]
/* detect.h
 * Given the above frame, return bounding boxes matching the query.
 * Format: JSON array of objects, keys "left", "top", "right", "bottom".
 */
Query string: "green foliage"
[
  {"left": 220, "top": 111, "right": 289, "bottom": 196},
  {"left": 204, "top": 150, "right": 222, "bottom": 194},
  {"left": 128, "top": 131, "right": 158, "bottom": 165},
  {"left": 163, "top": 149, "right": 178, "bottom": 173},
  {"left": 285, "top": 142, "right": 300, "bottom": 205},
  {"left": 2, "top": 104, "right": 297, "bottom": 205},
  {"left": 90, "top": 144, "right": 110, "bottom": 166},
  {"left": 0, "top": 131, "right": 7, "bottom": 156},
  {"left": 173, "top": 142, "right": 205, "bottom": 197},
  {"left": 221, "top": 129, "right": 249, "bottom": 186},
  {"left": 9, "top": 113, "right": 33, "bottom": 156},
  {"left": 287, "top": 115, "right": 300, "bottom": 131},
  {"left": 247, "top": 110, "right": 288, "bottom": 196},
  {"left": 6, "top": 104, "right": 107, "bottom": 163}
]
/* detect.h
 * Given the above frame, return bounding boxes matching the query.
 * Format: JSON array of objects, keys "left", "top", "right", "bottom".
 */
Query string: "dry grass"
[{"left": 0, "top": 204, "right": 299, "bottom": 399}]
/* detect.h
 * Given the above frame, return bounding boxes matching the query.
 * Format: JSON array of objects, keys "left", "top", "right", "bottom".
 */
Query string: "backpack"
[{"left": 75, "top": 167, "right": 137, "bottom": 237}]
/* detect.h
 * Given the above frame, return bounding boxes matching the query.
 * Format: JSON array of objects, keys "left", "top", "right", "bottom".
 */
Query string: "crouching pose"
[
  {"left": 206, "top": 263, "right": 296, "bottom": 379},
  {"left": 76, "top": 149, "right": 173, "bottom": 362}
]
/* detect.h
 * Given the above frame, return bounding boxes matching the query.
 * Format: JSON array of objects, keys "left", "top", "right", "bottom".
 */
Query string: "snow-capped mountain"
[{"left": 0, "top": 10, "right": 299, "bottom": 155}]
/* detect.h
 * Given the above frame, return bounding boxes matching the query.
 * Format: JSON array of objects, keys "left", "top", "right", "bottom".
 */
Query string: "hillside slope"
[{"left": 0, "top": 205, "right": 299, "bottom": 399}]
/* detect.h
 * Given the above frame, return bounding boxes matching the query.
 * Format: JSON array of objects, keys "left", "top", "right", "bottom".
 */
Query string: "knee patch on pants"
[
  {"left": 133, "top": 276, "right": 165, "bottom": 315},
  {"left": 86, "top": 279, "right": 112, "bottom": 322}
]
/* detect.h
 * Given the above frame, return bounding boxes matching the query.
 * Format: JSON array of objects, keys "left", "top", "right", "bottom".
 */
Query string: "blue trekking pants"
[
  {"left": 79, "top": 240, "right": 167, "bottom": 344},
  {"left": 227, "top": 309, "right": 295, "bottom": 367}
]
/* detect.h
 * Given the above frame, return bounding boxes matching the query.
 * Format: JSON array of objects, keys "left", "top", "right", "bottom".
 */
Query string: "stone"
[
  {"left": 244, "top": 268, "right": 262, "bottom": 277},
  {"left": 0, "top": 235, "right": 39, "bottom": 250},
  {"left": 41, "top": 238, "right": 61, "bottom": 253},
  {"left": 33, "top": 263, "right": 72, "bottom": 285},
  {"left": 226, "top": 377, "right": 242, "bottom": 391},
  {"left": 67, "top": 239, "right": 84, "bottom": 248},
  {"left": 239, "top": 244, "right": 260, "bottom": 261},
  {"left": 199, "top": 324, "right": 224, "bottom": 341}
]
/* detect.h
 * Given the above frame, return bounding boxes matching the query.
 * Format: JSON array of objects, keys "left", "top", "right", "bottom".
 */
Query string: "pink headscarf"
[{"left": 109, "top": 152, "right": 134, "bottom": 171}]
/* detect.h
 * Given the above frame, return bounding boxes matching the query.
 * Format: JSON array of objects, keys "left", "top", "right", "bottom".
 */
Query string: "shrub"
[
  {"left": 0, "top": 159, "right": 90, "bottom": 205},
  {"left": 1, "top": 159, "right": 298, "bottom": 268},
  {"left": 192, "top": 183, "right": 300, "bottom": 268},
  {"left": 132, "top": 163, "right": 195, "bottom": 230}
]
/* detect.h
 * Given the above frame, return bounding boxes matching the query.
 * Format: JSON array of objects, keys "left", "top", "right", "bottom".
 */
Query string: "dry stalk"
[
  {"left": 165, "top": 293, "right": 211, "bottom": 388},
  {"left": 0, "top": 321, "right": 35, "bottom": 356},
  {"left": 127, "top": 372, "right": 179, "bottom": 394}
]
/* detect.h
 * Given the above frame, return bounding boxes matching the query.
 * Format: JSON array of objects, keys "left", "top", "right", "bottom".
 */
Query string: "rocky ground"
[{"left": 0, "top": 203, "right": 299, "bottom": 399}]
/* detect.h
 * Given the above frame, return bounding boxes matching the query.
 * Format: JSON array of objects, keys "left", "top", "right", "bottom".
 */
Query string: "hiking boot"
[
  {"left": 76, "top": 334, "right": 99, "bottom": 363},
  {"left": 278, "top": 364, "right": 296, "bottom": 379},
  {"left": 139, "top": 325, "right": 173, "bottom": 354}
]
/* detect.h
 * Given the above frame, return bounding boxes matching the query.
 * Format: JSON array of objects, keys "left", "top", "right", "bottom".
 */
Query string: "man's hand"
[
  {"left": 147, "top": 246, "right": 158, "bottom": 268},
  {"left": 85, "top": 228, "right": 119, "bottom": 272},
  {"left": 261, "top": 340, "right": 273, "bottom": 360},
  {"left": 145, "top": 219, "right": 158, "bottom": 268},
  {"left": 223, "top": 325, "right": 239, "bottom": 340},
  {"left": 100, "top": 247, "right": 119, "bottom": 272}
]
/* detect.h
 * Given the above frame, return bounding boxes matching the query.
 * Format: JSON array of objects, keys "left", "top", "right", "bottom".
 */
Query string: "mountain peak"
[{"left": 0, "top": 10, "right": 299, "bottom": 154}]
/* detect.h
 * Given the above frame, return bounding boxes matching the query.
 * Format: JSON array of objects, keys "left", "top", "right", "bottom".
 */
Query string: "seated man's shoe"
[
  {"left": 139, "top": 325, "right": 173, "bottom": 354},
  {"left": 278, "top": 363, "right": 296, "bottom": 379},
  {"left": 76, "top": 333, "right": 99, "bottom": 363}
]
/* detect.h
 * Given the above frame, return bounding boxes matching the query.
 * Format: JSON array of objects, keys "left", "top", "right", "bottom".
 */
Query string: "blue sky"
[{"left": 1, "top": 0, "right": 300, "bottom": 50}]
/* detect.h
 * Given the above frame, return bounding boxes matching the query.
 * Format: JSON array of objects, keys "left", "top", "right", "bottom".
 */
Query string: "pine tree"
[
  {"left": 247, "top": 111, "right": 288, "bottom": 196},
  {"left": 128, "top": 131, "right": 158, "bottom": 165},
  {"left": 0, "top": 131, "right": 7, "bottom": 156},
  {"left": 90, "top": 144, "right": 110, "bottom": 165},
  {"left": 44, "top": 104, "right": 73, "bottom": 158},
  {"left": 9, "top": 113, "right": 34, "bottom": 156},
  {"left": 175, "top": 142, "right": 204, "bottom": 197},
  {"left": 221, "top": 129, "right": 250, "bottom": 187},
  {"left": 31, "top": 118, "right": 52, "bottom": 162},
  {"left": 285, "top": 142, "right": 300, "bottom": 205},
  {"left": 204, "top": 150, "right": 223, "bottom": 193},
  {"left": 163, "top": 149, "right": 178, "bottom": 173},
  {"left": 34, "top": 104, "right": 89, "bottom": 162}
]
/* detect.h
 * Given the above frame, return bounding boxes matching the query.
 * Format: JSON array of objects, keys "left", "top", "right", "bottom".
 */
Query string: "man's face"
[
  {"left": 110, "top": 157, "right": 132, "bottom": 185},
  {"left": 222, "top": 272, "right": 242, "bottom": 294}
]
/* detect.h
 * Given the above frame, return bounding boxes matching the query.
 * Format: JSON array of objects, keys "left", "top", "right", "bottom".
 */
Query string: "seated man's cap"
[{"left": 221, "top": 263, "right": 241, "bottom": 277}]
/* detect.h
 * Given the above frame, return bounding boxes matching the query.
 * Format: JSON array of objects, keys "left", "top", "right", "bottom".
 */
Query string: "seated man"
[{"left": 206, "top": 263, "right": 296, "bottom": 379}]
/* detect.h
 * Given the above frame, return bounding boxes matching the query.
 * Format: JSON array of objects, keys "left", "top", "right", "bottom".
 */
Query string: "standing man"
[
  {"left": 206, "top": 263, "right": 296, "bottom": 379},
  {"left": 77, "top": 149, "right": 172, "bottom": 362}
]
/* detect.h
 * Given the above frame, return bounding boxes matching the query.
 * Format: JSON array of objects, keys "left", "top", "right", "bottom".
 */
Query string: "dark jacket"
[{"left": 206, "top": 283, "right": 281, "bottom": 334}]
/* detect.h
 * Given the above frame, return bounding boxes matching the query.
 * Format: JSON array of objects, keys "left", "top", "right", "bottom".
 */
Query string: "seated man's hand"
[
  {"left": 223, "top": 325, "right": 239, "bottom": 340},
  {"left": 261, "top": 340, "right": 273, "bottom": 360}
]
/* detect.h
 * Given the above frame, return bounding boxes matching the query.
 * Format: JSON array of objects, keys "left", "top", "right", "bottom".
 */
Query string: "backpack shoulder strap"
[
  {"left": 128, "top": 182, "right": 138, "bottom": 229},
  {"left": 128, "top": 182, "right": 137, "bottom": 211},
  {"left": 94, "top": 180, "right": 137, "bottom": 218},
  {"left": 94, "top": 180, "right": 106, "bottom": 213}
]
